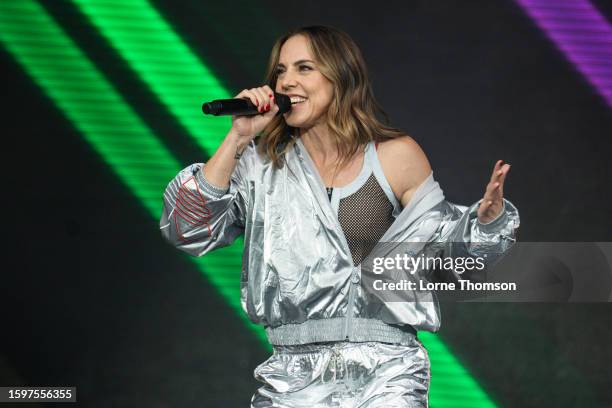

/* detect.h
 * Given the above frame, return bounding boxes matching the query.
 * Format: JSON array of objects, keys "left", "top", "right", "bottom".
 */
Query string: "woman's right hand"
[
  {"left": 204, "top": 85, "right": 279, "bottom": 187},
  {"left": 231, "top": 85, "right": 279, "bottom": 143}
]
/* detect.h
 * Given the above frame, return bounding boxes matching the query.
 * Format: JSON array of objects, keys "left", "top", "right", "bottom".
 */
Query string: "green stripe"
[
  {"left": 70, "top": 0, "right": 232, "bottom": 153},
  {"left": 420, "top": 332, "right": 497, "bottom": 407},
  {"left": 0, "top": 0, "right": 265, "bottom": 350},
  {"left": 69, "top": 0, "right": 248, "bottom": 343},
  {"left": 0, "top": 0, "right": 178, "bottom": 217}
]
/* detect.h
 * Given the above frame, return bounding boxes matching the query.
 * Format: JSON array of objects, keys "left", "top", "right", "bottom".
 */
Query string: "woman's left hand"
[{"left": 477, "top": 160, "right": 511, "bottom": 224}]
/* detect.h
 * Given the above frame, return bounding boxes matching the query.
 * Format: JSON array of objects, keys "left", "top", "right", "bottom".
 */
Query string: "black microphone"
[{"left": 202, "top": 92, "right": 291, "bottom": 116}]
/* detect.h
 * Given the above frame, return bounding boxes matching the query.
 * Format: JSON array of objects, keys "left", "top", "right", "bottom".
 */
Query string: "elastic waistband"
[{"left": 265, "top": 317, "right": 417, "bottom": 346}]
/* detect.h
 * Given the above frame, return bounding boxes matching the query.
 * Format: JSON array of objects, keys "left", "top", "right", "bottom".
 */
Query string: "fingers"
[
  {"left": 489, "top": 160, "right": 504, "bottom": 183},
  {"left": 259, "top": 85, "right": 278, "bottom": 115},
  {"left": 497, "top": 163, "right": 510, "bottom": 196},
  {"left": 234, "top": 86, "right": 277, "bottom": 113},
  {"left": 491, "top": 161, "right": 510, "bottom": 179},
  {"left": 235, "top": 88, "right": 260, "bottom": 109},
  {"left": 479, "top": 160, "right": 511, "bottom": 222},
  {"left": 264, "top": 85, "right": 277, "bottom": 112},
  {"left": 254, "top": 85, "right": 276, "bottom": 113},
  {"left": 483, "top": 181, "right": 501, "bottom": 203},
  {"left": 489, "top": 161, "right": 511, "bottom": 187},
  {"left": 252, "top": 87, "right": 268, "bottom": 112},
  {"left": 263, "top": 85, "right": 275, "bottom": 101},
  {"left": 483, "top": 162, "right": 511, "bottom": 204}
]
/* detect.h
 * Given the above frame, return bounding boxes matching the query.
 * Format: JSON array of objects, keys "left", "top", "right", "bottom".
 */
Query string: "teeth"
[{"left": 290, "top": 96, "right": 307, "bottom": 104}]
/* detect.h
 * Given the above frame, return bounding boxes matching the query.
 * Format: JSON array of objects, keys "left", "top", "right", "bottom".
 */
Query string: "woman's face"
[{"left": 275, "top": 35, "right": 334, "bottom": 129}]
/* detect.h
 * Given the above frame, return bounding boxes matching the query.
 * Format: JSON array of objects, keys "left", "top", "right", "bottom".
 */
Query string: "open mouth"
[{"left": 290, "top": 96, "right": 307, "bottom": 105}]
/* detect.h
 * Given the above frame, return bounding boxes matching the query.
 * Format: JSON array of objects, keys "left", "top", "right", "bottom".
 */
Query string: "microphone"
[{"left": 202, "top": 92, "right": 291, "bottom": 116}]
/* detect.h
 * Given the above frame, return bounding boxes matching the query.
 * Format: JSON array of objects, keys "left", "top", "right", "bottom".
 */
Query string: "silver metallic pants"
[{"left": 250, "top": 338, "right": 430, "bottom": 408}]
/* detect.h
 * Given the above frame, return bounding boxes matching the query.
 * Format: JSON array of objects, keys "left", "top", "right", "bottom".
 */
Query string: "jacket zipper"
[{"left": 294, "top": 140, "right": 361, "bottom": 341}]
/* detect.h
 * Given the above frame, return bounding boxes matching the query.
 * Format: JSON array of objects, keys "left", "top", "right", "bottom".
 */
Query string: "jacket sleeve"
[
  {"left": 431, "top": 198, "right": 520, "bottom": 281},
  {"left": 159, "top": 142, "right": 254, "bottom": 257}
]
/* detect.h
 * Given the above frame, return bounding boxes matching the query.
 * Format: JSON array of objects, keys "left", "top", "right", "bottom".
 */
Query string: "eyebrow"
[{"left": 276, "top": 59, "right": 315, "bottom": 67}]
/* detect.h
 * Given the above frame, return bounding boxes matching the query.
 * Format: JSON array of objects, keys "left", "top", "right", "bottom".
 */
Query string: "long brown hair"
[{"left": 259, "top": 25, "right": 406, "bottom": 168}]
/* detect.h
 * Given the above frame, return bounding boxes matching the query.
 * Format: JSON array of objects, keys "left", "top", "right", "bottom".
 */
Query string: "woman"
[{"left": 160, "top": 26, "right": 519, "bottom": 407}]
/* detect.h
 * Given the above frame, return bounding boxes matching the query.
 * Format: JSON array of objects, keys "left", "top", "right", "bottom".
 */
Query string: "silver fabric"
[
  {"left": 160, "top": 135, "right": 520, "bottom": 344},
  {"left": 250, "top": 338, "right": 430, "bottom": 407}
]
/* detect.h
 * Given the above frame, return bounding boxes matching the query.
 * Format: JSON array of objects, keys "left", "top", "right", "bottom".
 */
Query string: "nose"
[{"left": 278, "top": 69, "right": 298, "bottom": 91}]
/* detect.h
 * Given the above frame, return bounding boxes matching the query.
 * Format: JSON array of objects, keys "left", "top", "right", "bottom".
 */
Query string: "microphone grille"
[{"left": 274, "top": 93, "right": 291, "bottom": 114}]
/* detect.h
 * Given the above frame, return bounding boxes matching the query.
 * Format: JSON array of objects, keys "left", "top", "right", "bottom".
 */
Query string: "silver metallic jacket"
[{"left": 160, "top": 137, "right": 520, "bottom": 346}]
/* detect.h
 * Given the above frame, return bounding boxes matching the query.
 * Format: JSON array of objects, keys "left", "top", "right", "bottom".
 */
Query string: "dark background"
[{"left": 2, "top": 0, "right": 611, "bottom": 407}]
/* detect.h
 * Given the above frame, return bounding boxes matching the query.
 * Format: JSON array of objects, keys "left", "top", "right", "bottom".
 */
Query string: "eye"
[
  {"left": 275, "top": 67, "right": 285, "bottom": 76},
  {"left": 299, "top": 65, "right": 312, "bottom": 71}
]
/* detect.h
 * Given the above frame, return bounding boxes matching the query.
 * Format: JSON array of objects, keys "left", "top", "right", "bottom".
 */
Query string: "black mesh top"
[{"left": 335, "top": 173, "right": 395, "bottom": 266}]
